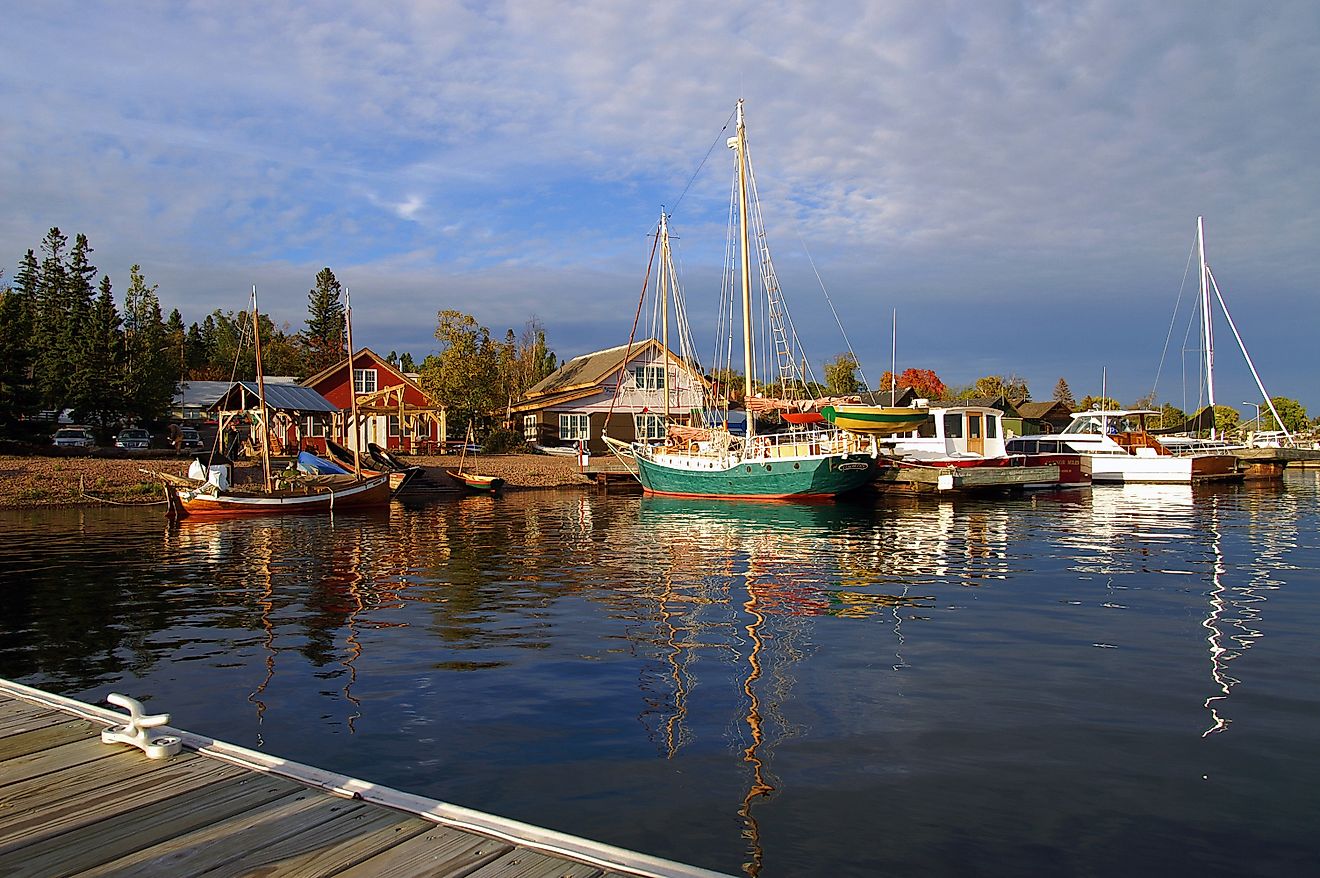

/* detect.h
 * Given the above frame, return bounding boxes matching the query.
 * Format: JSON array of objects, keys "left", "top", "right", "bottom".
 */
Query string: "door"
[{"left": 967, "top": 413, "right": 984, "bottom": 456}]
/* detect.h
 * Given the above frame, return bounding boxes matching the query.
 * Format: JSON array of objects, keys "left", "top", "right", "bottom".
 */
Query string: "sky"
[{"left": 3, "top": 1, "right": 1317, "bottom": 418}]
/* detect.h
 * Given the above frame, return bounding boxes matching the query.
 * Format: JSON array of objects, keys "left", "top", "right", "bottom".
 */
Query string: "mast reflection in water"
[{"left": 1, "top": 476, "right": 1317, "bottom": 878}]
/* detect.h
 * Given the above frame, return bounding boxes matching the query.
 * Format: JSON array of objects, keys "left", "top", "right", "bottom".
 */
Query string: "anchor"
[{"left": 100, "top": 693, "right": 183, "bottom": 759}]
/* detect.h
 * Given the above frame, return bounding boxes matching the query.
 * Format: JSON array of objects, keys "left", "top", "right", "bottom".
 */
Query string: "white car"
[
  {"left": 115, "top": 428, "right": 152, "bottom": 450},
  {"left": 53, "top": 427, "right": 96, "bottom": 448}
]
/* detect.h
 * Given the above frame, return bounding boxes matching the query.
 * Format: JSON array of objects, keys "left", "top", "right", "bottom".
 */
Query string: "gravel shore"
[{"left": 0, "top": 451, "right": 593, "bottom": 509}]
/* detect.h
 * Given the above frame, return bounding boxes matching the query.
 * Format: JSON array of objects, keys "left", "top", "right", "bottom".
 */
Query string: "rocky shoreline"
[{"left": 0, "top": 451, "right": 594, "bottom": 509}]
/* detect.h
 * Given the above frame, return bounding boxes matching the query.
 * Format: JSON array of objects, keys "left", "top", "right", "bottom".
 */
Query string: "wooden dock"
[
  {"left": 1231, "top": 446, "right": 1320, "bottom": 478},
  {"left": 0, "top": 679, "right": 732, "bottom": 878},
  {"left": 875, "top": 463, "right": 1062, "bottom": 493}
]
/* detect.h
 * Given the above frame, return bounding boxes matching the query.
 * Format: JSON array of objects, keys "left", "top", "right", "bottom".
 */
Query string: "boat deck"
[{"left": 0, "top": 679, "right": 730, "bottom": 878}]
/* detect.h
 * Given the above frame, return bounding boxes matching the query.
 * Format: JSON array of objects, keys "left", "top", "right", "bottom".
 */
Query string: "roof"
[
  {"left": 1017, "top": 400, "right": 1071, "bottom": 419},
  {"left": 516, "top": 339, "right": 705, "bottom": 412},
  {"left": 209, "top": 382, "right": 338, "bottom": 413},
  {"left": 175, "top": 381, "right": 234, "bottom": 408},
  {"left": 300, "top": 347, "right": 416, "bottom": 391}
]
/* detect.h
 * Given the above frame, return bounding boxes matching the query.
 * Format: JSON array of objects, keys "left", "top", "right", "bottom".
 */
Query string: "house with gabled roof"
[
  {"left": 1016, "top": 399, "right": 1075, "bottom": 435},
  {"left": 300, "top": 348, "right": 447, "bottom": 453},
  {"left": 510, "top": 339, "right": 707, "bottom": 454}
]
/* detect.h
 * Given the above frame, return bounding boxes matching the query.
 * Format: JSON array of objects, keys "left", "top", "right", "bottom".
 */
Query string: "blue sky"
[{"left": 3, "top": 1, "right": 1317, "bottom": 416}]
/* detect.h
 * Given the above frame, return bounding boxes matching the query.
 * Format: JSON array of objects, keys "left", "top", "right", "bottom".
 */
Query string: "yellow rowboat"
[{"left": 820, "top": 405, "right": 929, "bottom": 435}]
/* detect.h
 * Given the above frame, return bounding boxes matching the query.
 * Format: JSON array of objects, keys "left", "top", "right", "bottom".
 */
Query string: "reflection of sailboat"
[{"left": 606, "top": 101, "right": 881, "bottom": 499}]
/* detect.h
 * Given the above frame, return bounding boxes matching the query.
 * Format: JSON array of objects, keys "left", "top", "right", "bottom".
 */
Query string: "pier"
[
  {"left": 874, "top": 463, "right": 1062, "bottom": 493},
  {"left": 1232, "top": 446, "right": 1320, "bottom": 479},
  {"left": 0, "top": 678, "right": 731, "bottom": 878}
]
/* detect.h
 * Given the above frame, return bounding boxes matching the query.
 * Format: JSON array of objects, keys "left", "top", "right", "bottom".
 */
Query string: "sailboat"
[
  {"left": 447, "top": 424, "right": 504, "bottom": 493},
  {"left": 160, "top": 287, "right": 392, "bottom": 517},
  {"left": 604, "top": 100, "right": 880, "bottom": 499}
]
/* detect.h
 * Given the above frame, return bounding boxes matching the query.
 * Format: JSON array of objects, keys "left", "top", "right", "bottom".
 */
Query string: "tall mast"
[
  {"left": 251, "top": 285, "right": 273, "bottom": 491},
  {"left": 345, "top": 287, "right": 362, "bottom": 476},
  {"left": 728, "top": 99, "right": 755, "bottom": 439},
  {"left": 1198, "top": 216, "right": 1216, "bottom": 437},
  {"left": 659, "top": 211, "right": 671, "bottom": 423}
]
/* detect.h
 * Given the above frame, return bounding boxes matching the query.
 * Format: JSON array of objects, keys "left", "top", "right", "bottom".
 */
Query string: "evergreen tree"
[
  {"left": 399, "top": 352, "right": 417, "bottom": 372},
  {"left": 1052, "top": 377, "right": 1076, "bottom": 410},
  {"left": 122, "top": 265, "right": 176, "bottom": 423},
  {"left": 0, "top": 252, "right": 41, "bottom": 436},
  {"left": 31, "top": 228, "right": 70, "bottom": 414},
  {"left": 167, "top": 308, "right": 187, "bottom": 382},
  {"left": 303, "top": 267, "right": 345, "bottom": 375},
  {"left": 73, "top": 275, "right": 126, "bottom": 433}
]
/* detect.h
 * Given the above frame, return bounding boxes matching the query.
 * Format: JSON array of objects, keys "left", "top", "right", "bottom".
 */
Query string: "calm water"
[{"left": 2, "top": 475, "right": 1319, "bottom": 877}]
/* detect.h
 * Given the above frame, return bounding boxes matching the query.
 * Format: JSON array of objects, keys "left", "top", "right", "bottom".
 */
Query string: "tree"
[
  {"left": 31, "top": 228, "right": 71, "bottom": 414},
  {"left": 1211, "top": 405, "right": 1240, "bottom": 435},
  {"left": 1052, "top": 378, "right": 1076, "bottom": 410},
  {"left": 1260, "top": 397, "right": 1308, "bottom": 433},
  {"left": 1077, "top": 394, "right": 1120, "bottom": 411},
  {"left": 303, "top": 267, "right": 346, "bottom": 375},
  {"left": 399, "top": 352, "right": 417, "bottom": 372},
  {"left": 823, "top": 353, "right": 862, "bottom": 396},
  {"left": 496, "top": 318, "right": 558, "bottom": 407},
  {"left": 0, "top": 252, "right": 41, "bottom": 436},
  {"left": 73, "top": 275, "right": 127, "bottom": 434},
  {"left": 122, "top": 265, "right": 176, "bottom": 424},
  {"left": 709, "top": 367, "right": 745, "bottom": 406},
  {"left": 876, "top": 367, "right": 946, "bottom": 400},
  {"left": 418, "top": 310, "right": 502, "bottom": 432},
  {"left": 1159, "top": 403, "right": 1187, "bottom": 430}
]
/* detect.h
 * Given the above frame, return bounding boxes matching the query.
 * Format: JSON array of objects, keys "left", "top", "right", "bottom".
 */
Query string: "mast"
[
  {"left": 1198, "top": 216, "right": 1217, "bottom": 437},
  {"left": 345, "top": 287, "right": 362, "bottom": 476},
  {"left": 728, "top": 99, "right": 755, "bottom": 439},
  {"left": 251, "top": 285, "right": 273, "bottom": 491},
  {"left": 659, "top": 211, "right": 671, "bottom": 423},
  {"left": 890, "top": 309, "right": 897, "bottom": 405}
]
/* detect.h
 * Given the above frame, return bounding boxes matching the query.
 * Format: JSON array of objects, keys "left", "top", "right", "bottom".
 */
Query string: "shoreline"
[{"left": 0, "top": 452, "right": 595, "bottom": 509}]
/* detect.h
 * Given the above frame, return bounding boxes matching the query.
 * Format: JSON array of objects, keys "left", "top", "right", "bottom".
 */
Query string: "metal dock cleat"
[{"left": 100, "top": 693, "right": 182, "bottom": 759}]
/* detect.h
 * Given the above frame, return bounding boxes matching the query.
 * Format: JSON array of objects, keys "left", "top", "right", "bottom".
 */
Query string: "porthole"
[
  {"left": 746, "top": 466, "right": 753, "bottom": 473},
  {"left": 794, "top": 462, "right": 800, "bottom": 470}
]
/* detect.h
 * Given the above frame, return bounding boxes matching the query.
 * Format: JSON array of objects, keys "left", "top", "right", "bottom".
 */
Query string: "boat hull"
[
  {"left": 634, "top": 452, "right": 879, "bottom": 499},
  {"left": 164, "top": 473, "right": 392, "bottom": 517},
  {"left": 821, "top": 405, "right": 929, "bottom": 435},
  {"left": 447, "top": 470, "right": 505, "bottom": 493},
  {"left": 1088, "top": 452, "right": 1239, "bottom": 483}
]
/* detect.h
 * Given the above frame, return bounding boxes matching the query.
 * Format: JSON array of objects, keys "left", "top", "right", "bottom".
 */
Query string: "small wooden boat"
[
  {"left": 310, "top": 442, "right": 418, "bottom": 495},
  {"left": 161, "top": 467, "right": 393, "bottom": 517},
  {"left": 820, "top": 404, "right": 929, "bottom": 435},
  {"left": 447, "top": 425, "right": 503, "bottom": 493},
  {"left": 447, "top": 470, "right": 505, "bottom": 493}
]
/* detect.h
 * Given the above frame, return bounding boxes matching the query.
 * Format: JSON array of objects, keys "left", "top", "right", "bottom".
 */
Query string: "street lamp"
[{"left": 1243, "top": 401, "right": 1262, "bottom": 433}]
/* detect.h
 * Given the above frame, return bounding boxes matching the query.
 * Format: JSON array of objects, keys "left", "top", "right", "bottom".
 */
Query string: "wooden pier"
[
  {"left": 875, "top": 463, "right": 1062, "bottom": 493},
  {"left": 1231, "top": 446, "right": 1320, "bottom": 479},
  {"left": 0, "top": 679, "right": 731, "bottom": 878}
]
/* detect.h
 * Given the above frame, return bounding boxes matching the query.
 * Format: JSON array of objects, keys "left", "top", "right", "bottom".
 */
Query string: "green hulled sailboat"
[{"left": 605, "top": 100, "right": 880, "bottom": 499}]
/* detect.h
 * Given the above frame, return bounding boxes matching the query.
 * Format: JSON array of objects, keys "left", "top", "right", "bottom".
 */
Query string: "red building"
[{"left": 301, "top": 348, "right": 447, "bottom": 453}]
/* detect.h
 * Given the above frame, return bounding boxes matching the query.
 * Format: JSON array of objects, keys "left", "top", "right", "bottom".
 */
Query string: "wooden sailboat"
[
  {"left": 161, "top": 287, "right": 391, "bottom": 517},
  {"left": 447, "top": 425, "right": 504, "bottom": 493},
  {"left": 604, "top": 100, "right": 880, "bottom": 499}
]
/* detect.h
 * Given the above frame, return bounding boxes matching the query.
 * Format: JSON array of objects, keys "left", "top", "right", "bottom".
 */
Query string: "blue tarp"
[{"left": 296, "top": 450, "right": 349, "bottom": 475}]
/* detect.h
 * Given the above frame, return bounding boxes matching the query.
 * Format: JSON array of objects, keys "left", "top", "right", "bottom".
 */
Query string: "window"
[
  {"left": 634, "top": 365, "right": 665, "bottom": 391},
  {"left": 388, "top": 415, "right": 400, "bottom": 437},
  {"left": 302, "top": 415, "right": 326, "bottom": 437},
  {"left": 353, "top": 368, "right": 377, "bottom": 394},
  {"left": 559, "top": 413, "right": 590, "bottom": 441},
  {"left": 523, "top": 414, "right": 538, "bottom": 442},
  {"left": 943, "top": 413, "right": 963, "bottom": 438},
  {"left": 635, "top": 413, "right": 666, "bottom": 441},
  {"left": 986, "top": 415, "right": 998, "bottom": 438}
]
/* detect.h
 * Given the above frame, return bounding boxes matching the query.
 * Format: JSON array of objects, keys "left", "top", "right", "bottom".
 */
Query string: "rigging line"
[
  {"left": 668, "top": 105, "right": 739, "bottom": 218},
  {"left": 605, "top": 224, "right": 662, "bottom": 432},
  {"left": 1152, "top": 235, "right": 1199, "bottom": 401},
  {"left": 796, "top": 229, "right": 873, "bottom": 392}
]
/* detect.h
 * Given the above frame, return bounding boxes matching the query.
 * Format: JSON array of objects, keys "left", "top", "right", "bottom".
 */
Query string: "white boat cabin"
[{"left": 882, "top": 405, "right": 1009, "bottom": 462}]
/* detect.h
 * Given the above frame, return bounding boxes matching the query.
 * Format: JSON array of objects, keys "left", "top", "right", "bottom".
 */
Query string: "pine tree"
[
  {"left": 0, "top": 251, "right": 41, "bottom": 437},
  {"left": 303, "top": 268, "right": 346, "bottom": 375},
  {"left": 1053, "top": 377, "right": 1077, "bottom": 410},
  {"left": 31, "top": 228, "right": 70, "bottom": 414},
  {"left": 123, "top": 265, "right": 176, "bottom": 423},
  {"left": 72, "top": 275, "right": 126, "bottom": 433}
]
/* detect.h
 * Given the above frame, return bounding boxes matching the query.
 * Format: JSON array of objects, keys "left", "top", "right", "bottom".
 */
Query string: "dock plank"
[
  {"left": 468, "top": 848, "right": 604, "bottom": 877},
  {"left": 0, "top": 706, "right": 67, "bottom": 736},
  {"left": 76, "top": 791, "right": 372, "bottom": 878},
  {"left": 0, "top": 718, "right": 103, "bottom": 761},
  {"left": 0, "top": 750, "right": 244, "bottom": 851},
  {"left": 0, "top": 773, "right": 300, "bottom": 878},
  {"left": 335, "top": 823, "right": 513, "bottom": 878},
  {"left": 0, "top": 736, "right": 120, "bottom": 786}
]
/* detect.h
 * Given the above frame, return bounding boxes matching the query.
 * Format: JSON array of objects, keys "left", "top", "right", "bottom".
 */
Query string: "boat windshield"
[{"left": 1062, "top": 413, "right": 1144, "bottom": 435}]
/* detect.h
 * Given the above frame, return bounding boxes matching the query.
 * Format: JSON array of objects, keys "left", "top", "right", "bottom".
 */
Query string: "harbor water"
[{"left": 2, "top": 474, "right": 1318, "bottom": 876}]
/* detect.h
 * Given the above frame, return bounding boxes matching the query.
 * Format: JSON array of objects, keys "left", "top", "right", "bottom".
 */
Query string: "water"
[{"left": 2, "top": 475, "right": 1319, "bottom": 877}]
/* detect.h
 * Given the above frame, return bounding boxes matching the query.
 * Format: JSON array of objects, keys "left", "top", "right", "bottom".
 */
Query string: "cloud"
[{"left": 3, "top": 1, "right": 1318, "bottom": 411}]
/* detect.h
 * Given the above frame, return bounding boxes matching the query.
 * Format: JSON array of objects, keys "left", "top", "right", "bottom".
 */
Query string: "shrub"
[{"left": 482, "top": 427, "right": 529, "bottom": 454}]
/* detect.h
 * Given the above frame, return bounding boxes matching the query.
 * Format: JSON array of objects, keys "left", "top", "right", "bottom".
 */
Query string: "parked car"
[
  {"left": 53, "top": 427, "right": 96, "bottom": 448},
  {"left": 114, "top": 427, "right": 152, "bottom": 451},
  {"left": 180, "top": 426, "right": 203, "bottom": 450}
]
